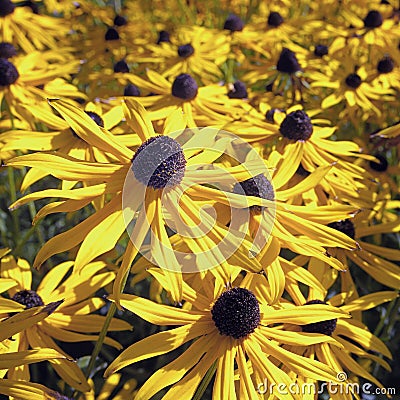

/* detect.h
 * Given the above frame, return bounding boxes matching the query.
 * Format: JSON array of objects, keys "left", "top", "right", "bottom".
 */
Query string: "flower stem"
[
  {"left": 84, "top": 301, "right": 117, "bottom": 380},
  {"left": 72, "top": 255, "right": 133, "bottom": 399},
  {"left": 7, "top": 167, "right": 19, "bottom": 242},
  {"left": 193, "top": 361, "right": 217, "bottom": 400}
]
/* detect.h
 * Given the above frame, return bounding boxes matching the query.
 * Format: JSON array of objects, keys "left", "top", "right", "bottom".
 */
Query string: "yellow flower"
[
  {"left": 0, "top": 255, "right": 131, "bottom": 392},
  {"left": 311, "top": 61, "right": 395, "bottom": 121},
  {"left": 226, "top": 105, "right": 375, "bottom": 208},
  {"left": 283, "top": 260, "right": 398, "bottom": 396},
  {"left": 0, "top": 49, "right": 84, "bottom": 123},
  {"left": 7, "top": 99, "right": 267, "bottom": 303},
  {"left": 0, "top": 99, "right": 134, "bottom": 191},
  {"left": 0, "top": 0, "right": 70, "bottom": 53},
  {"left": 0, "top": 348, "right": 72, "bottom": 400},
  {"left": 325, "top": 213, "right": 400, "bottom": 290},
  {"left": 138, "top": 25, "right": 230, "bottom": 84},
  {"left": 120, "top": 69, "right": 245, "bottom": 126},
  {"left": 104, "top": 269, "right": 349, "bottom": 399}
]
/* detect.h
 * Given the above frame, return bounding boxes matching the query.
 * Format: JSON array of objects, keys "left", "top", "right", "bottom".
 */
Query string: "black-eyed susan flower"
[
  {"left": 370, "top": 54, "right": 400, "bottom": 91},
  {"left": 0, "top": 49, "right": 84, "bottom": 123},
  {"left": 138, "top": 26, "right": 230, "bottom": 84},
  {"left": 0, "top": 348, "right": 73, "bottom": 400},
  {"left": 226, "top": 105, "right": 375, "bottom": 208},
  {"left": 0, "top": 0, "right": 69, "bottom": 53},
  {"left": 104, "top": 268, "right": 349, "bottom": 399},
  {"left": 0, "top": 99, "right": 136, "bottom": 190},
  {"left": 7, "top": 99, "right": 268, "bottom": 303},
  {"left": 283, "top": 261, "right": 398, "bottom": 398},
  {"left": 311, "top": 60, "right": 395, "bottom": 122},
  {"left": 119, "top": 70, "right": 245, "bottom": 126},
  {"left": 0, "top": 255, "right": 131, "bottom": 392},
  {"left": 325, "top": 212, "right": 400, "bottom": 290},
  {"left": 243, "top": 44, "right": 312, "bottom": 103}
]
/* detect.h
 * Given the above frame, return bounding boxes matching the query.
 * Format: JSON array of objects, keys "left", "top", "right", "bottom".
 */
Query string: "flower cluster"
[{"left": 0, "top": 0, "right": 399, "bottom": 399}]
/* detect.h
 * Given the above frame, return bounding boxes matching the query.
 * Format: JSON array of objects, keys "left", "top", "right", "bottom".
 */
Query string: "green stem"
[
  {"left": 193, "top": 361, "right": 217, "bottom": 400},
  {"left": 14, "top": 222, "right": 41, "bottom": 256},
  {"left": 373, "top": 296, "right": 397, "bottom": 338},
  {"left": 84, "top": 302, "right": 117, "bottom": 380},
  {"left": 372, "top": 296, "right": 399, "bottom": 377},
  {"left": 72, "top": 257, "right": 132, "bottom": 399},
  {"left": 7, "top": 167, "right": 19, "bottom": 242},
  {"left": 114, "top": 0, "right": 121, "bottom": 14},
  {"left": 226, "top": 57, "right": 236, "bottom": 84}
]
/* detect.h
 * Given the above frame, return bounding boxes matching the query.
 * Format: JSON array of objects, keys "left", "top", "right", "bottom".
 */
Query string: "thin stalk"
[
  {"left": 14, "top": 223, "right": 41, "bottom": 256},
  {"left": 84, "top": 302, "right": 117, "bottom": 380},
  {"left": 373, "top": 297, "right": 397, "bottom": 338},
  {"left": 193, "top": 361, "right": 217, "bottom": 400},
  {"left": 72, "top": 257, "right": 133, "bottom": 399},
  {"left": 372, "top": 296, "right": 399, "bottom": 377},
  {"left": 7, "top": 167, "right": 19, "bottom": 241},
  {"left": 114, "top": 0, "right": 121, "bottom": 14}
]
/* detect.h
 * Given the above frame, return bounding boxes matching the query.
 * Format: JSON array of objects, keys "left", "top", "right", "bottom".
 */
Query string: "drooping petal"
[{"left": 105, "top": 322, "right": 211, "bottom": 376}]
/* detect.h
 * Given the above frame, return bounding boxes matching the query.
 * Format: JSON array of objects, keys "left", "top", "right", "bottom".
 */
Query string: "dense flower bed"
[{"left": 0, "top": 0, "right": 399, "bottom": 399}]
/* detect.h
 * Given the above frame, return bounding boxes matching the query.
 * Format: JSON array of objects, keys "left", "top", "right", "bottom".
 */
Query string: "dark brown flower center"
[
  {"left": 131, "top": 135, "right": 186, "bottom": 189},
  {"left": 233, "top": 174, "right": 274, "bottom": 213},
  {"left": 369, "top": 154, "right": 388, "bottom": 172},
  {"left": 124, "top": 83, "right": 140, "bottom": 96},
  {"left": 227, "top": 80, "right": 248, "bottom": 99},
  {"left": 327, "top": 219, "right": 355, "bottom": 239},
  {"left": 178, "top": 43, "right": 194, "bottom": 58},
  {"left": 314, "top": 44, "right": 328, "bottom": 57},
  {"left": 267, "top": 11, "right": 284, "bottom": 27},
  {"left": 276, "top": 48, "right": 301, "bottom": 74},
  {"left": 211, "top": 287, "right": 260, "bottom": 339},
  {"left": 114, "top": 15, "right": 127, "bottom": 26},
  {"left": 12, "top": 289, "right": 44, "bottom": 309},
  {"left": 0, "top": 42, "right": 16, "bottom": 59},
  {"left": 377, "top": 56, "right": 394, "bottom": 73},
  {"left": 171, "top": 73, "right": 198, "bottom": 100},
  {"left": 345, "top": 73, "right": 362, "bottom": 89},
  {"left": 223, "top": 13, "right": 244, "bottom": 32},
  {"left": 157, "top": 30, "right": 170, "bottom": 44},
  {"left": 105, "top": 27, "right": 120, "bottom": 41},
  {"left": 279, "top": 110, "right": 313, "bottom": 141},
  {"left": 363, "top": 10, "right": 383, "bottom": 28},
  {"left": 0, "top": 0, "right": 15, "bottom": 16},
  {"left": 301, "top": 300, "right": 337, "bottom": 336},
  {"left": 85, "top": 111, "right": 104, "bottom": 127},
  {"left": 0, "top": 58, "right": 19, "bottom": 86},
  {"left": 113, "top": 59, "right": 129, "bottom": 73}
]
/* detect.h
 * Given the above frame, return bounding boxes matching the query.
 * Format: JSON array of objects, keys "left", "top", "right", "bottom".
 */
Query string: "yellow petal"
[
  {"left": 134, "top": 334, "right": 216, "bottom": 400},
  {"left": 340, "top": 291, "right": 398, "bottom": 313},
  {"left": 0, "top": 301, "right": 63, "bottom": 342},
  {"left": 0, "top": 348, "right": 69, "bottom": 369},
  {"left": 262, "top": 304, "right": 349, "bottom": 325},
  {"left": 49, "top": 99, "right": 132, "bottom": 162},
  {"left": 105, "top": 323, "right": 209, "bottom": 376},
  {"left": 109, "top": 293, "right": 207, "bottom": 325},
  {"left": 123, "top": 98, "right": 154, "bottom": 142}
]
